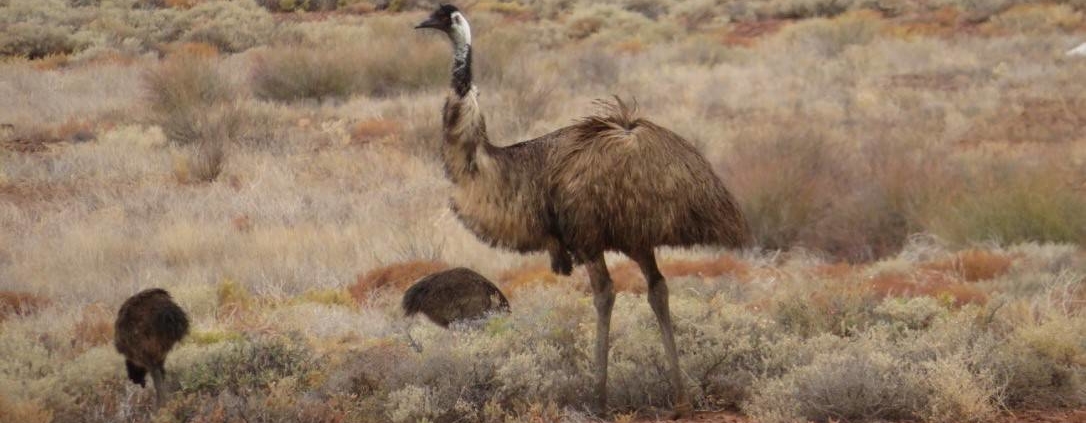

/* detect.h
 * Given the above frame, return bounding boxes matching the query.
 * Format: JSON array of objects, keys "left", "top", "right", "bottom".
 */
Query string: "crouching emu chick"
[
  {"left": 114, "top": 288, "right": 189, "bottom": 406},
  {"left": 402, "top": 267, "right": 510, "bottom": 327}
]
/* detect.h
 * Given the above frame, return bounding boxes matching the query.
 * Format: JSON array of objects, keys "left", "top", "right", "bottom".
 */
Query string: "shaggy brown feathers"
[
  {"left": 550, "top": 98, "right": 750, "bottom": 258},
  {"left": 114, "top": 288, "right": 189, "bottom": 405},
  {"left": 402, "top": 267, "right": 510, "bottom": 327},
  {"left": 442, "top": 94, "right": 750, "bottom": 267},
  {"left": 420, "top": 5, "right": 747, "bottom": 415}
]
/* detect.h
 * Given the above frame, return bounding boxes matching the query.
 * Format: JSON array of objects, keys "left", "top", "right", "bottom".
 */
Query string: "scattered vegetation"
[
  {"left": 145, "top": 54, "right": 240, "bottom": 182},
  {"left": 2, "top": 1, "right": 1086, "bottom": 422}
]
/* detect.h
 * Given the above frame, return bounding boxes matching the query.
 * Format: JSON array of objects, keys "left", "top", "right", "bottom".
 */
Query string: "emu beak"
[{"left": 415, "top": 18, "right": 440, "bottom": 30}]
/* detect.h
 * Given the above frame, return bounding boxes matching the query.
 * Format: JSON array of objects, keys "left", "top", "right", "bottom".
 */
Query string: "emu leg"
[
  {"left": 634, "top": 251, "right": 692, "bottom": 418},
  {"left": 585, "top": 254, "right": 615, "bottom": 416},
  {"left": 546, "top": 238, "right": 573, "bottom": 276},
  {"left": 124, "top": 359, "right": 148, "bottom": 387},
  {"left": 150, "top": 365, "right": 166, "bottom": 408}
]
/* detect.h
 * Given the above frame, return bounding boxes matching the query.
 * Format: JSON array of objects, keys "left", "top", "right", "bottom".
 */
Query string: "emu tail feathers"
[
  {"left": 577, "top": 96, "right": 641, "bottom": 134},
  {"left": 154, "top": 303, "right": 190, "bottom": 343}
]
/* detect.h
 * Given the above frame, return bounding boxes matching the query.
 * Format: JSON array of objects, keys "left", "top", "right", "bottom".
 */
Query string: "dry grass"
[
  {"left": 72, "top": 303, "right": 114, "bottom": 353},
  {"left": 0, "top": 291, "right": 51, "bottom": 322},
  {"left": 923, "top": 249, "right": 1016, "bottom": 282},
  {"left": 348, "top": 260, "right": 450, "bottom": 303},
  {"left": 2, "top": 3, "right": 1086, "bottom": 422}
]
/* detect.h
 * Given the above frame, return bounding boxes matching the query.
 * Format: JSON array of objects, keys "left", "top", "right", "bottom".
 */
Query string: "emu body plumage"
[
  {"left": 114, "top": 288, "right": 189, "bottom": 406},
  {"left": 417, "top": 4, "right": 750, "bottom": 417},
  {"left": 402, "top": 267, "right": 510, "bottom": 327}
]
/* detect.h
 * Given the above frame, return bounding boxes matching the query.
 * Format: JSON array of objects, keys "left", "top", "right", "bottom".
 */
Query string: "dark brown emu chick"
[
  {"left": 114, "top": 288, "right": 189, "bottom": 406},
  {"left": 403, "top": 267, "right": 510, "bottom": 327},
  {"left": 417, "top": 4, "right": 750, "bottom": 417}
]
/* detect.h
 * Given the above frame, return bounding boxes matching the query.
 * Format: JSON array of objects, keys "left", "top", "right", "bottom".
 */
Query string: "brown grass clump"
[
  {"left": 923, "top": 250, "right": 1015, "bottom": 282},
  {"left": 146, "top": 54, "right": 240, "bottom": 183},
  {"left": 726, "top": 127, "right": 847, "bottom": 251},
  {"left": 0, "top": 394, "right": 51, "bottom": 423},
  {"left": 868, "top": 270, "right": 988, "bottom": 306},
  {"left": 350, "top": 119, "right": 401, "bottom": 144},
  {"left": 348, "top": 260, "right": 449, "bottom": 303},
  {"left": 810, "top": 262, "right": 858, "bottom": 280},
  {"left": 496, "top": 256, "right": 750, "bottom": 297},
  {"left": 145, "top": 54, "right": 235, "bottom": 146},
  {"left": 721, "top": 19, "right": 788, "bottom": 47},
  {"left": 660, "top": 255, "right": 752, "bottom": 280},
  {"left": 72, "top": 302, "right": 113, "bottom": 352},
  {"left": 0, "top": 291, "right": 51, "bottom": 322},
  {"left": 607, "top": 261, "right": 649, "bottom": 294},
  {"left": 496, "top": 263, "right": 565, "bottom": 296},
  {"left": 29, "top": 53, "right": 70, "bottom": 71}
]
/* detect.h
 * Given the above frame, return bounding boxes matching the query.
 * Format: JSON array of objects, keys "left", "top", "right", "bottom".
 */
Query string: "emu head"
[{"left": 415, "top": 4, "right": 471, "bottom": 47}]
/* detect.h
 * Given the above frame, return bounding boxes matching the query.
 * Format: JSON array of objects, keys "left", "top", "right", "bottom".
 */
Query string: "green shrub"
[
  {"left": 920, "top": 355, "right": 1000, "bottom": 423},
  {"left": 176, "top": 0, "right": 274, "bottom": 53},
  {"left": 0, "top": 23, "right": 85, "bottom": 58},
  {"left": 932, "top": 169, "right": 1086, "bottom": 246},
  {"left": 747, "top": 341, "right": 925, "bottom": 422},
  {"left": 875, "top": 296, "right": 946, "bottom": 330},
  {"left": 175, "top": 333, "right": 315, "bottom": 395}
]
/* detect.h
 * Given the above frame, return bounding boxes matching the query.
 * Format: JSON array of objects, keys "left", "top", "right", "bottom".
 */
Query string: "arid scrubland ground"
[{"left": 1, "top": 0, "right": 1086, "bottom": 422}]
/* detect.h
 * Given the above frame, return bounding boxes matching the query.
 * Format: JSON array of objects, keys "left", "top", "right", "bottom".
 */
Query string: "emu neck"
[
  {"left": 452, "top": 43, "right": 472, "bottom": 97},
  {"left": 442, "top": 36, "right": 491, "bottom": 182}
]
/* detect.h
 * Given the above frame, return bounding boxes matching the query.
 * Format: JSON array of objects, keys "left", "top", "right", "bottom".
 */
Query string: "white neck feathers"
[{"left": 450, "top": 11, "right": 471, "bottom": 47}]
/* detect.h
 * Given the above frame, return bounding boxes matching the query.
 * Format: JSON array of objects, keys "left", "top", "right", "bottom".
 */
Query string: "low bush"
[
  {"left": 174, "top": 0, "right": 274, "bottom": 53},
  {"left": 252, "top": 47, "right": 359, "bottom": 102},
  {"left": 747, "top": 341, "right": 926, "bottom": 422},
  {"left": 931, "top": 169, "right": 1086, "bottom": 246},
  {"left": 0, "top": 23, "right": 85, "bottom": 59},
  {"left": 255, "top": 0, "right": 338, "bottom": 12},
  {"left": 174, "top": 333, "right": 315, "bottom": 395},
  {"left": 145, "top": 54, "right": 241, "bottom": 182},
  {"left": 774, "top": 10, "right": 884, "bottom": 57},
  {"left": 250, "top": 30, "right": 445, "bottom": 101}
]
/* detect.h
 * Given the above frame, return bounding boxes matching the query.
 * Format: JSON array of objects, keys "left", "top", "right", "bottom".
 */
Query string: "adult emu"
[
  {"left": 403, "top": 267, "right": 510, "bottom": 327},
  {"left": 114, "top": 288, "right": 189, "bottom": 406},
  {"left": 416, "top": 4, "right": 750, "bottom": 417}
]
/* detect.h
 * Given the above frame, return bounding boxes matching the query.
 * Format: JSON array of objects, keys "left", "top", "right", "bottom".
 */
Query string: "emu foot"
[{"left": 549, "top": 249, "right": 573, "bottom": 276}]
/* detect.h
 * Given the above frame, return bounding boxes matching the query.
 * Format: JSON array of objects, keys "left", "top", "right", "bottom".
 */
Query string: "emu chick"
[
  {"left": 402, "top": 268, "right": 510, "bottom": 327},
  {"left": 114, "top": 288, "right": 189, "bottom": 404}
]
